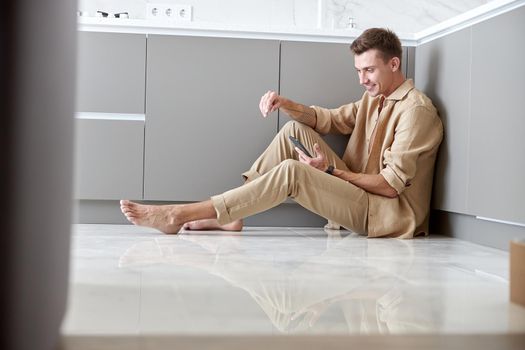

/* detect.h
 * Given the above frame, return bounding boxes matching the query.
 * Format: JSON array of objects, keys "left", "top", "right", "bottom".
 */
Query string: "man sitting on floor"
[{"left": 120, "top": 28, "right": 443, "bottom": 239}]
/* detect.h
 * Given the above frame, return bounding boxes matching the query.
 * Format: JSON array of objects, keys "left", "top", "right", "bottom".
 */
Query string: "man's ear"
[{"left": 390, "top": 57, "right": 401, "bottom": 72}]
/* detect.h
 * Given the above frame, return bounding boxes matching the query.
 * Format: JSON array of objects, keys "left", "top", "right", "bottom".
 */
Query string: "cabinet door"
[
  {"left": 145, "top": 36, "right": 279, "bottom": 201},
  {"left": 415, "top": 28, "right": 471, "bottom": 214},
  {"left": 468, "top": 6, "right": 525, "bottom": 224},
  {"left": 279, "top": 41, "right": 366, "bottom": 156},
  {"left": 77, "top": 32, "right": 146, "bottom": 113},
  {"left": 75, "top": 118, "right": 144, "bottom": 200}
]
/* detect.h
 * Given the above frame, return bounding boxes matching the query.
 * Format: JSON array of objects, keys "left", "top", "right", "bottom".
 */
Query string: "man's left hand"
[{"left": 295, "top": 143, "right": 329, "bottom": 172}]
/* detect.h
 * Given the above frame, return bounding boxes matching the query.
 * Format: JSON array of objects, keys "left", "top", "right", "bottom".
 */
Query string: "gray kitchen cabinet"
[
  {"left": 144, "top": 35, "right": 279, "bottom": 201},
  {"left": 279, "top": 41, "right": 364, "bottom": 156},
  {"left": 76, "top": 32, "right": 146, "bottom": 113},
  {"left": 75, "top": 117, "right": 144, "bottom": 200},
  {"left": 415, "top": 5, "right": 525, "bottom": 224},
  {"left": 415, "top": 28, "right": 471, "bottom": 214},
  {"left": 468, "top": 6, "right": 525, "bottom": 224}
]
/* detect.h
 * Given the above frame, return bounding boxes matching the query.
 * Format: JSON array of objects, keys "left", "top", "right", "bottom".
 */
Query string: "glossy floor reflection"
[{"left": 62, "top": 224, "right": 525, "bottom": 337}]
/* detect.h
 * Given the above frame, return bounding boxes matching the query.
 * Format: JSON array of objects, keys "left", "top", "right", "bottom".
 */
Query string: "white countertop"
[
  {"left": 77, "top": 0, "right": 524, "bottom": 46},
  {"left": 77, "top": 17, "right": 416, "bottom": 46}
]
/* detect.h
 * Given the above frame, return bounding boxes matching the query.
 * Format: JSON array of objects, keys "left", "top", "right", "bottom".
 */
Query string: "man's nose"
[{"left": 359, "top": 73, "right": 368, "bottom": 85}]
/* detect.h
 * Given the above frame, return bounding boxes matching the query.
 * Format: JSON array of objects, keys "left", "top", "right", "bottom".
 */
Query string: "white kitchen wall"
[{"left": 78, "top": 0, "right": 492, "bottom": 35}]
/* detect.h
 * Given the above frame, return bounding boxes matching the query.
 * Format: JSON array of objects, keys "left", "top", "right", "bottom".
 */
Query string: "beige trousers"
[{"left": 211, "top": 121, "right": 369, "bottom": 235}]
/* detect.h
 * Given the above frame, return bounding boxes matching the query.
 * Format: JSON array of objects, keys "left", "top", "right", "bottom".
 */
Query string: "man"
[{"left": 120, "top": 28, "right": 443, "bottom": 239}]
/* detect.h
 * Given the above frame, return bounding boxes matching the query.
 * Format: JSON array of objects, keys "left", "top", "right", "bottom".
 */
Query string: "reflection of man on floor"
[
  {"left": 120, "top": 28, "right": 443, "bottom": 238},
  {"left": 120, "top": 232, "right": 441, "bottom": 333}
]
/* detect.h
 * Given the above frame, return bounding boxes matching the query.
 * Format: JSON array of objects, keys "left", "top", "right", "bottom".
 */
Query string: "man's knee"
[
  {"left": 278, "top": 159, "right": 309, "bottom": 176},
  {"left": 279, "top": 120, "right": 312, "bottom": 136},
  {"left": 280, "top": 158, "right": 299, "bottom": 168},
  {"left": 275, "top": 159, "right": 310, "bottom": 196},
  {"left": 279, "top": 120, "right": 298, "bottom": 136}
]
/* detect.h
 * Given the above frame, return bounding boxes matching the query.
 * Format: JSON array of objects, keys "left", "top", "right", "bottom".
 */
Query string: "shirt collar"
[{"left": 384, "top": 79, "right": 414, "bottom": 101}]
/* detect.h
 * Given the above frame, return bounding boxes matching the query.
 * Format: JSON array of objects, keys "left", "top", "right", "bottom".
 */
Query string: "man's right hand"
[
  {"left": 259, "top": 90, "right": 284, "bottom": 117},
  {"left": 259, "top": 91, "right": 316, "bottom": 129}
]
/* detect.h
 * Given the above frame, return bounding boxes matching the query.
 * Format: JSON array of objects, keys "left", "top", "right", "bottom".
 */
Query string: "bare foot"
[
  {"left": 120, "top": 200, "right": 183, "bottom": 234},
  {"left": 183, "top": 219, "right": 243, "bottom": 232}
]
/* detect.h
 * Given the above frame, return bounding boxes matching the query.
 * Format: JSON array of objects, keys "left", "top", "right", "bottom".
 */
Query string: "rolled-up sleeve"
[
  {"left": 311, "top": 101, "right": 359, "bottom": 135},
  {"left": 380, "top": 106, "right": 443, "bottom": 195}
]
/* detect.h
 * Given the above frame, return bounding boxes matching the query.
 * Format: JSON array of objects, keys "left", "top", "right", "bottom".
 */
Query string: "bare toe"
[{"left": 184, "top": 221, "right": 196, "bottom": 230}]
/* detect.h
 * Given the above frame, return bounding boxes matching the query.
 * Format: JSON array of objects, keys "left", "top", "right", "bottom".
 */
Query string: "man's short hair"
[{"left": 350, "top": 28, "right": 402, "bottom": 65}]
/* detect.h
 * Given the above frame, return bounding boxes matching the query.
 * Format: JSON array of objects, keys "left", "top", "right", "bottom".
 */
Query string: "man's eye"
[{"left": 367, "top": 68, "right": 374, "bottom": 73}]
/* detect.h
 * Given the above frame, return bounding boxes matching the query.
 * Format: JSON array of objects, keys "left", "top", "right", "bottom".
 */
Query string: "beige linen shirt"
[{"left": 311, "top": 79, "right": 443, "bottom": 238}]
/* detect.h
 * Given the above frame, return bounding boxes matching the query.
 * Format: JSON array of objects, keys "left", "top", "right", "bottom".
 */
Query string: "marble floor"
[{"left": 60, "top": 224, "right": 525, "bottom": 349}]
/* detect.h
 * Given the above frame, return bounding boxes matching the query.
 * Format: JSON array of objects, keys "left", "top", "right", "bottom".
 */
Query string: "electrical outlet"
[
  {"left": 146, "top": 3, "right": 192, "bottom": 22},
  {"left": 174, "top": 4, "right": 192, "bottom": 21}
]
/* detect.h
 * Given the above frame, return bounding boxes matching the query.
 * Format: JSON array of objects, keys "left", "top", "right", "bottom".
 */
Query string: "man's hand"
[
  {"left": 259, "top": 90, "right": 283, "bottom": 117},
  {"left": 295, "top": 143, "right": 329, "bottom": 172},
  {"left": 259, "top": 90, "right": 317, "bottom": 128}
]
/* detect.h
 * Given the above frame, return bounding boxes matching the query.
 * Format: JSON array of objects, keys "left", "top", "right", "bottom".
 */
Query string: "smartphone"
[{"left": 289, "top": 136, "right": 312, "bottom": 158}]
